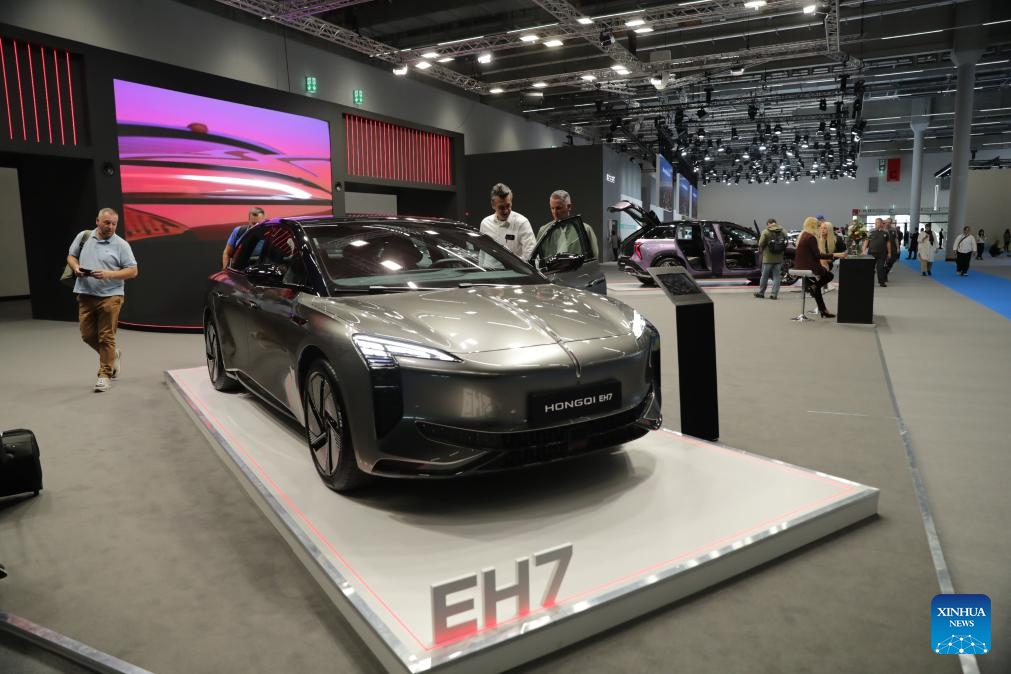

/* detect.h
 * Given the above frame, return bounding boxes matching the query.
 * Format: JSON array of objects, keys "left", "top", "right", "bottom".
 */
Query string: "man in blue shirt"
[
  {"left": 222, "top": 207, "right": 266, "bottom": 269},
  {"left": 66, "top": 208, "right": 139, "bottom": 392}
]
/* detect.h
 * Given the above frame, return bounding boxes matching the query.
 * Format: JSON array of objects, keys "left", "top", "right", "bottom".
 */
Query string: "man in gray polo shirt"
[{"left": 66, "top": 207, "right": 139, "bottom": 392}]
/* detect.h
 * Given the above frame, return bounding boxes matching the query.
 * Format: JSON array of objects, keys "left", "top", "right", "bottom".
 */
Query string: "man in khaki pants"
[{"left": 65, "top": 208, "right": 139, "bottom": 392}]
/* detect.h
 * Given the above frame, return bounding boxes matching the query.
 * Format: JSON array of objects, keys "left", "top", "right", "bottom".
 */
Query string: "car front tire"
[
  {"left": 205, "top": 317, "right": 240, "bottom": 392},
  {"left": 302, "top": 359, "right": 367, "bottom": 492}
]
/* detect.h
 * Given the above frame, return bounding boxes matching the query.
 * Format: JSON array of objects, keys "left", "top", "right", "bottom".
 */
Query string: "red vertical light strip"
[
  {"left": 27, "top": 45, "right": 39, "bottom": 142},
  {"left": 368, "top": 118, "right": 375, "bottom": 178},
  {"left": 12, "top": 41, "right": 27, "bottom": 140},
  {"left": 441, "top": 135, "right": 446, "bottom": 185},
  {"left": 412, "top": 129, "right": 418, "bottom": 183},
  {"left": 350, "top": 116, "right": 357, "bottom": 176},
  {"left": 444, "top": 136, "right": 450, "bottom": 185},
  {"left": 0, "top": 38, "right": 13, "bottom": 140},
  {"left": 363, "top": 118, "right": 369, "bottom": 177},
  {"left": 382, "top": 121, "right": 389, "bottom": 180},
  {"left": 397, "top": 126, "right": 404, "bottom": 182},
  {"left": 344, "top": 115, "right": 350, "bottom": 175},
  {"left": 423, "top": 132, "right": 429, "bottom": 184},
  {"left": 40, "top": 46, "right": 52, "bottom": 143},
  {"left": 64, "top": 51, "right": 77, "bottom": 145},
  {"left": 52, "top": 49, "right": 65, "bottom": 145}
]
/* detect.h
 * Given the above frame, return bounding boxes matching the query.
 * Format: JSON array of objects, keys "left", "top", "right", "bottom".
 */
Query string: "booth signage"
[
  {"left": 430, "top": 543, "right": 573, "bottom": 645},
  {"left": 606, "top": 173, "right": 616, "bottom": 183}
]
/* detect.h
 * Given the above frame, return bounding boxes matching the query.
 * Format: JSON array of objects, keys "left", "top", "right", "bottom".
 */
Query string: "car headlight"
[
  {"left": 631, "top": 310, "right": 648, "bottom": 339},
  {"left": 352, "top": 334, "right": 460, "bottom": 367}
]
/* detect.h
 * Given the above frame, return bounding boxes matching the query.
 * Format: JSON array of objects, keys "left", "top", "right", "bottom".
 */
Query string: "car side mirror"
[
  {"left": 246, "top": 263, "right": 285, "bottom": 285},
  {"left": 540, "top": 252, "right": 585, "bottom": 274}
]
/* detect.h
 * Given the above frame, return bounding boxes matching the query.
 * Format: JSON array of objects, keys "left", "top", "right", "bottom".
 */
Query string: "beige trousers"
[{"left": 77, "top": 294, "right": 124, "bottom": 377}]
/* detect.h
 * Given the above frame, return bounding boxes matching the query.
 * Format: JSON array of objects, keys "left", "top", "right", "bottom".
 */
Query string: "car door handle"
[
  {"left": 289, "top": 314, "right": 307, "bottom": 326},
  {"left": 241, "top": 299, "right": 259, "bottom": 310}
]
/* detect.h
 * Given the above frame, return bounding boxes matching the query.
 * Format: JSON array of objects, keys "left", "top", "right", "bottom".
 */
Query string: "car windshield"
[{"left": 304, "top": 222, "right": 540, "bottom": 291}]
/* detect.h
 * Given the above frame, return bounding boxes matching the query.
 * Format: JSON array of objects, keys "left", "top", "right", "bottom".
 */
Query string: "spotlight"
[
  {"left": 697, "top": 127, "right": 706, "bottom": 137},
  {"left": 705, "top": 86, "right": 713, "bottom": 104},
  {"left": 747, "top": 103, "right": 758, "bottom": 119},
  {"left": 819, "top": 98, "right": 827, "bottom": 111},
  {"left": 599, "top": 31, "right": 615, "bottom": 47},
  {"left": 835, "top": 100, "right": 843, "bottom": 115},
  {"left": 839, "top": 73, "right": 849, "bottom": 94},
  {"left": 731, "top": 126, "right": 739, "bottom": 139},
  {"left": 697, "top": 106, "right": 708, "bottom": 118},
  {"left": 818, "top": 120, "right": 826, "bottom": 132},
  {"left": 802, "top": 135, "right": 809, "bottom": 148}
]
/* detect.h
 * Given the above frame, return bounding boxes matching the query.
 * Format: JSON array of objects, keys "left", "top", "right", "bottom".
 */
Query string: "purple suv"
[{"left": 610, "top": 201, "right": 796, "bottom": 286}]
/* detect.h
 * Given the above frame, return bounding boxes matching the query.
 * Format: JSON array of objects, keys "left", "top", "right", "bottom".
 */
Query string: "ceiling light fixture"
[
  {"left": 581, "top": 74, "right": 597, "bottom": 81},
  {"left": 803, "top": 4, "right": 816, "bottom": 13},
  {"left": 393, "top": 65, "right": 408, "bottom": 76},
  {"left": 519, "top": 34, "right": 540, "bottom": 43},
  {"left": 422, "top": 52, "right": 439, "bottom": 59},
  {"left": 437, "top": 57, "right": 454, "bottom": 63},
  {"left": 625, "top": 18, "right": 646, "bottom": 27},
  {"left": 634, "top": 26, "right": 654, "bottom": 34},
  {"left": 532, "top": 81, "right": 547, "bottom": 88},
  {"left": 489, "top": 87, "right": 504, "bottom": 94},
  {"left": 544, "top": 39, "right": 564, "bottom": 47},
  {"left": 743, "top": 0, "right": 767, "bottom": 8},
  {"left": 415, "top": 61, "right": 432, "bottom": 70},
  {"left": 477, "top": 52, "right": 492, "bottom": 63},
  {"left": 577, "top": 17, "right": 594, "bottom": 25}
]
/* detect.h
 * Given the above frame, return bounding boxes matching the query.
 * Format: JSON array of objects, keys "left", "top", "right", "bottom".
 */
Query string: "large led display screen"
[
  {"left": 113, "top": 80, "right": 332, "bottom": 328},
  {"left": 657, "top": 154, "right": 674, "bottom": 217},
  {"left": 677, "top": 174, "right": 691, "bottom": 219}
]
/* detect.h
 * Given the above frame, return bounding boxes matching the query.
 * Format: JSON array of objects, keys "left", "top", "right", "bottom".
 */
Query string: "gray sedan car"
[{"left": 204, "top": 216, "right": 662, "bottom": 492}]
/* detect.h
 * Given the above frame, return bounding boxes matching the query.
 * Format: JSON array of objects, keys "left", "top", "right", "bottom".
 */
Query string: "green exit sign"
[
  {"left": 304, "top": 75, "right": 317, "bottom": 93},
  {"left": 353, "top": 89, "right": 365, "bottom": 105}
]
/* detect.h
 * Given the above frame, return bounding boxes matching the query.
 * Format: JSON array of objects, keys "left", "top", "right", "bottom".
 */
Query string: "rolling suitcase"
[{"left": 0, "top": 429, "right": 43, "bottom": 498}]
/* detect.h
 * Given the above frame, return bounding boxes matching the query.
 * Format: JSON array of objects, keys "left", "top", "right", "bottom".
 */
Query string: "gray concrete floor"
[{"left": 0, "top": 255, "right": 1007, "bottom": 674}]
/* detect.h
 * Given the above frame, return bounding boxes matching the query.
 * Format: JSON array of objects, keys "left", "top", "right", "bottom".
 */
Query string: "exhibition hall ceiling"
[{"left": 211, "top": 1, "right": 1011, "bottom": 170}]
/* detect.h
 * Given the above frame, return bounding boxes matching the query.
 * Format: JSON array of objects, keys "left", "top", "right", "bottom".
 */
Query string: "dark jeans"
[
  {"left": 976, "top": 243, "right": 984, "bottom": 260},
  {"left": 956, "top": 251, "right": 972, "bottom": 274},
  {"left": 872, "top": 252, "right": 888, "bottom": 284},
  {"left": 805, "top": 268, "right": 833, "bottom": 313}
]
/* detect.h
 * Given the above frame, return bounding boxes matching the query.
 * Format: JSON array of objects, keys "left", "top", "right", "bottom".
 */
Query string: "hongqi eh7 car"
[{"left": 204, "top": 216, "right": 662, "bottom": 492}]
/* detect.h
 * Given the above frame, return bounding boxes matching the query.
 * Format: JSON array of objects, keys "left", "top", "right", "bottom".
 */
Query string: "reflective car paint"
[{"left": 205, "top": 216, "right": 661, "bottom": 488}]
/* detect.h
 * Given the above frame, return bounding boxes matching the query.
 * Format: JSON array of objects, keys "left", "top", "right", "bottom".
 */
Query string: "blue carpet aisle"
[{"left": 902, "top": 258, "right": 1011, "bottom": 320}]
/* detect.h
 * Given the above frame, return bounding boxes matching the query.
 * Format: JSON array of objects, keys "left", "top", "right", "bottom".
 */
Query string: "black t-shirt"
[{"left": 867, "top": 230, "right": 888, "bottom": 255}]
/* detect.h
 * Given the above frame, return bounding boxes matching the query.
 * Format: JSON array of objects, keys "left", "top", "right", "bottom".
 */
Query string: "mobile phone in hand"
[{"left": 80, "top": 268, "right": 93, "bottom": 276}]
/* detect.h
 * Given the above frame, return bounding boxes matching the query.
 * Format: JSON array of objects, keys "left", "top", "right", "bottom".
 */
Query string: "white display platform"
[{"left": 168, "top": 366, "right": 878, "bottom": 674}]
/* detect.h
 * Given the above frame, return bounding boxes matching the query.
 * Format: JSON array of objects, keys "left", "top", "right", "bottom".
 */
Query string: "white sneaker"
[
  {"left": 94, "top": 377, "right": 110, "bottom": 392},
  {"left": 112, "top": 350, "right": 122, "bottom": 379}
]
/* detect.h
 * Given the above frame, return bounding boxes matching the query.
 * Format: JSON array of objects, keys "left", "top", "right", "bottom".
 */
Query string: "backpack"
[{"left": 766, "top": 230, "right": 787, "bottom": 254}]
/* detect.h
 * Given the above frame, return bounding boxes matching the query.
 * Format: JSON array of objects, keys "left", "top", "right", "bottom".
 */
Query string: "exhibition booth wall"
[
  {"left": 0, "top": 0, "right": 567, "bottom": 156},
  {"left": 464, "top": 144, "right": 644, "bottom": 259},
  {"left": 0, "top": 20, "right": 468, "bottom": 328}
]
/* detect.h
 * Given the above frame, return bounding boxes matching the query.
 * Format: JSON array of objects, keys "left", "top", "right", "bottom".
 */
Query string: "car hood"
[{"left": 307, "top": 284, "right": 637, "bottom": 354}]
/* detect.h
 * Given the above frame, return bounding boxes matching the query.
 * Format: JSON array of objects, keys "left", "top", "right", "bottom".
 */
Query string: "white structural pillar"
[
  {"left": 908, "top": 100, "right": 930, "bottom": 239},
  {"left": 946, "top": 48, "right": 982, "bottom": 258}
]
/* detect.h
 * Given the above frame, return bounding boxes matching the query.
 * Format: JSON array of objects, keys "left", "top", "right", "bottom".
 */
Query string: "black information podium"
[
  {"left": 837, "top": 256, "right": 876, "bottom": 324},
  {"left": 648, "top": 266, "right": 719, "bottom": 441}
]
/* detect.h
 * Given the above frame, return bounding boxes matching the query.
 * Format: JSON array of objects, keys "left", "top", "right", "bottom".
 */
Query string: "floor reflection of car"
[
  {"left": 610, "top": 201, "right": 796, "bottom": 286},
  {"left": 204, "top": 216, "right": 661, "bottom": 492}
]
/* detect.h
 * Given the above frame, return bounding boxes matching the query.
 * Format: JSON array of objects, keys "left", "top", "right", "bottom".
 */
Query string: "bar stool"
[{"left": 790, "top": 269, "right": 817, "bottom": 321}]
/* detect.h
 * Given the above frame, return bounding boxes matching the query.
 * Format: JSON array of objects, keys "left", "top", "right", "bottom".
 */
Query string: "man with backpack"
[
  {"left": 754, "top": 218, "right": 787, "bottom": 299},
  {"left": 221, "top": 207, "right": 266, "bottom": 269}
]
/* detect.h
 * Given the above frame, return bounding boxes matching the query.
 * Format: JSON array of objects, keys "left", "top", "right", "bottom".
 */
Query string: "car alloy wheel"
[
  {"left": 303, "top": 360, "right": 366, "bottom": 492},
  {"left": 204, "top": 318, "right": 239, "bottom": 391}
]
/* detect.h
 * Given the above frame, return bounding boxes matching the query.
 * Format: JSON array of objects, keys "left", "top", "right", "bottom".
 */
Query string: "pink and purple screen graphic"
[{"left": 113, "top": 79, "right": 332, "bottom": 241}]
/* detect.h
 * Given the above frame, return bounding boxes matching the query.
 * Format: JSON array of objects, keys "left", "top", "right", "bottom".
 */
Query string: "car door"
[
  {"left": 244, "top": 225, "right": 315, "bottom": 410},
  {"left": 215, "top": 226, "right": 275, "bottom": 376},
  {"left": 701, "top": 222, "right": 726, "bottom": 276},
  {"left": 530, "top": 215, "right": 605, "bottom": 294}
]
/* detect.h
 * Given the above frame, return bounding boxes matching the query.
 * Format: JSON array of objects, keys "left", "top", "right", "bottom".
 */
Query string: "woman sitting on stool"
[{"left": 795, "top": 216, "right": 847, "bottom": 318}]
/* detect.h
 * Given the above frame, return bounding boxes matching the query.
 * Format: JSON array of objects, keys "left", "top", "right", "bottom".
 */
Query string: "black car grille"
[{"left": 415, "top": 396, "right": 649, "bottom": 453}]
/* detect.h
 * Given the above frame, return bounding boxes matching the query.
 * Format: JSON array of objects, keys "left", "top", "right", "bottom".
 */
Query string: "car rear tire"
[
  {"left": 303, "top": 359, "right": 367, "bottom": 492},
  {"left": 204, "top": 318, "right": 240, "bottom": 392}
]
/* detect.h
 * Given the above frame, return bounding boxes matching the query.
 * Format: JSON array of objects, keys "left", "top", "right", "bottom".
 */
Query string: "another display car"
[
  {"left": 204, "top": 216, "right": 662, "bottom": 492},
  {"left": 611, "top": 201, "right": 797, "bottom": 286}
]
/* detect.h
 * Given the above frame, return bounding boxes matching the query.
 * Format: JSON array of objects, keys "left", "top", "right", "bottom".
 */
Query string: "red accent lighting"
[
  {"left": 345, "top": 113, "right": 452, "bottom": 186},
  {"left": 0, "top": 38, "right": 12, "bottom": 140}
]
